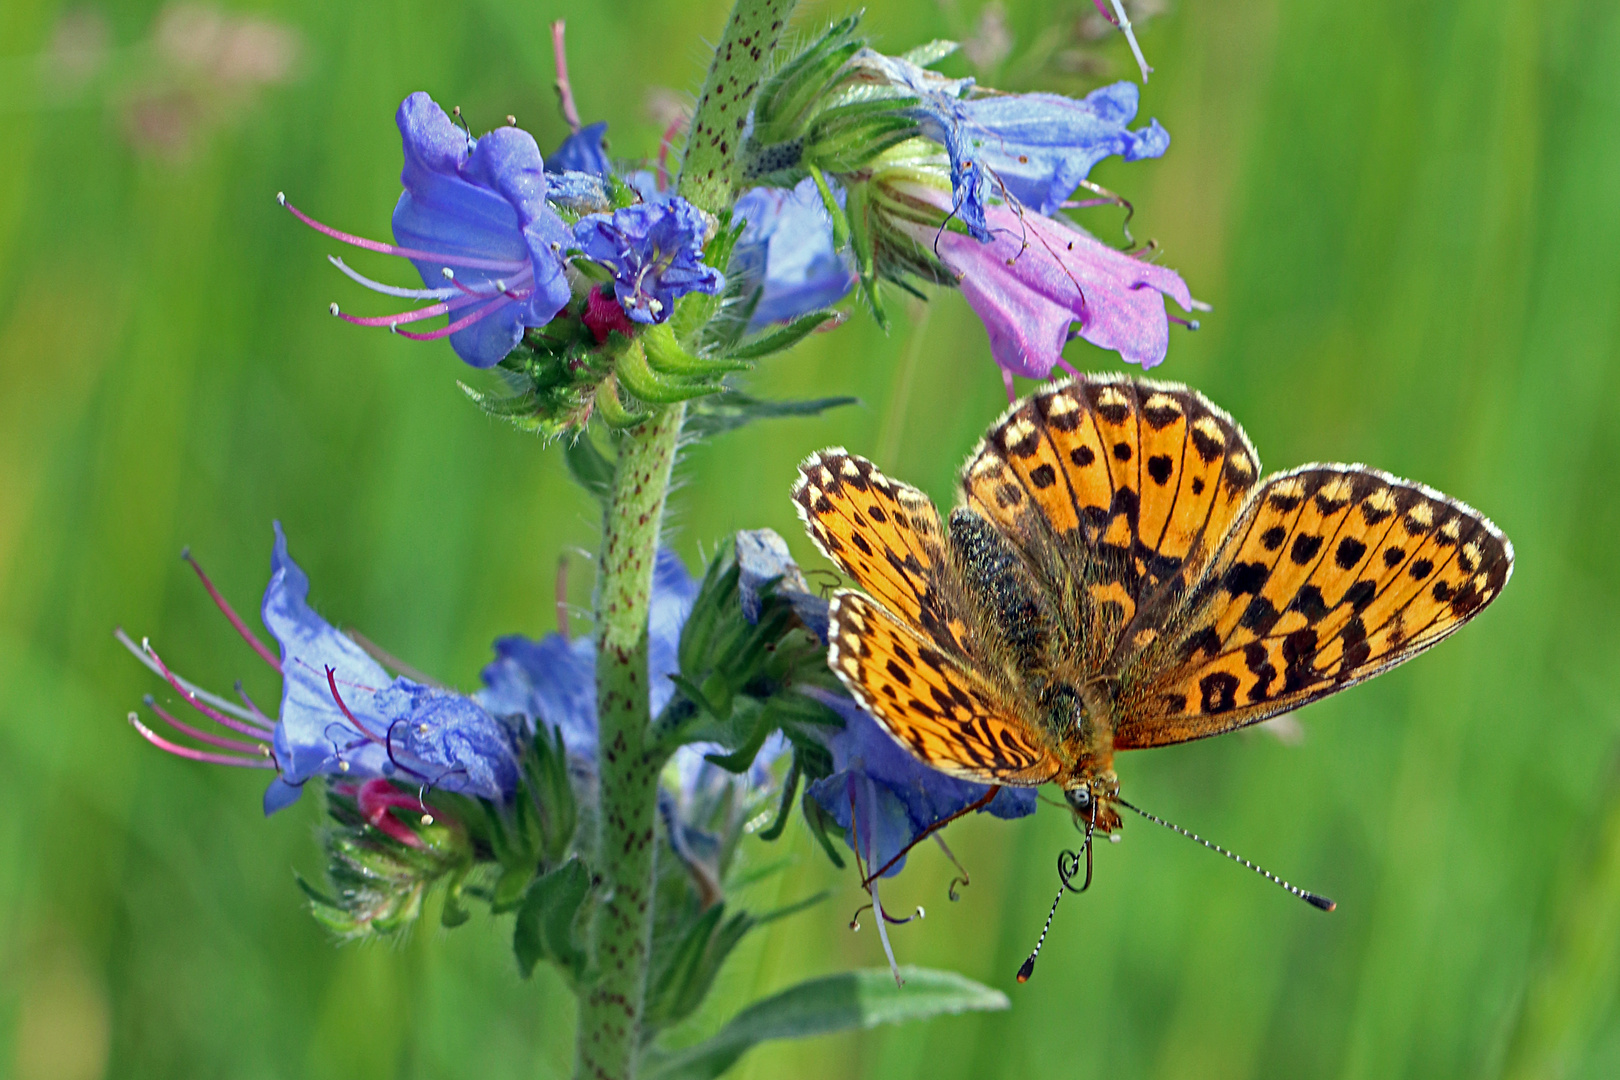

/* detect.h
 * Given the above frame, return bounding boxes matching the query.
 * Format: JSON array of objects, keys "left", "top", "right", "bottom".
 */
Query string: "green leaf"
[
  {"left": 643, "top": 968, "right": 1010, "bottom": 1080},
  {"left": 724, "top": 310, "right": 842, "bottom": 361},
  {"left": 564, "top": 432, "right": 615, "bottom": 500},
  {"left": 685, "top": 390, "right": 857, "bottom": 440},
  {"left": 513, "top": 858, "right": 590, "bottom": 981}
]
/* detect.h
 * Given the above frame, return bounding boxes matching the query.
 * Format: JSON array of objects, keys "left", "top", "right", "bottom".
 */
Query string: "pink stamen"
[
  {"left": 144, "top": 642, "right": 282, "bottom": 742},
  {"left": 551, "top": 21, "right": 583, "bottom": 134},
  {"left": 182, "top": 548, "right": 282, "bottom": 674},
  {"left": 279, "top": 194, "right": 527, "bottom": 273},
  {"left": 129, "top": 713, "right": 275, "bottom": 768},
  {"left": 325, "top": 666, "right": 387, "bottom": 746},
  {"left": 115, "top": 628, "right": 264, "bottom": 727},
  {"left": 394, "top": 295, "right": 514, "bottom": 342},
  {"left": 357, "top": 778, "right": 430, "bottom": 848},
  {"left": 335, "top": 298, "right": 455, "bottom": 329},
  {"left": 234, "top": 681, "right": 276, "bottom": 731},
  {"left": 144, "top": 695, "right": 270, "bottom": 755},
  {"left": 656, "top": 115, "right": 687, "bottom": 193}
]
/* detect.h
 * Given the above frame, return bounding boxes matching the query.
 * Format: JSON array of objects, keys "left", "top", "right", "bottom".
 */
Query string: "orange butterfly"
[{"left": 794, "top": 373, "right": 1512, "bottom": 849}]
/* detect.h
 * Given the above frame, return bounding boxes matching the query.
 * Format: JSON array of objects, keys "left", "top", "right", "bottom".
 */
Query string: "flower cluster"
[{"left": 119, "top": 8, "right": 1217, "bottom": 1050}]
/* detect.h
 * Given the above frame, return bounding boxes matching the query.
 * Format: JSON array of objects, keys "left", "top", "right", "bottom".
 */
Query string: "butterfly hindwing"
[
  {"left": 828, "top": 591, "right": 1061, "bottom": 785},
  {"left": 793, "top": 449, "right": 973, "bottom": 659},
  {"left": 1114, "top": 465, "right": 1514, "bottom": 748}
]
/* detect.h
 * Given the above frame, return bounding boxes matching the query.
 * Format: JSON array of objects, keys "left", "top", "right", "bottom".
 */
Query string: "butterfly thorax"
[{"left": 948, "top": 508, "right": 1123, "bottom": 826}]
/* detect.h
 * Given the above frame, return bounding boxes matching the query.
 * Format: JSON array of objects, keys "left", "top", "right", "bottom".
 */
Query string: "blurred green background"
[{"left": 3, "top": 0, "right": 1618, "bottom": 1077}]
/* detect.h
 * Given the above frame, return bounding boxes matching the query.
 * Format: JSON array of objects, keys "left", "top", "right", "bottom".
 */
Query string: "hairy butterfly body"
[{"left": 793, "top": 373, "right": 1513, "bottom": 829}]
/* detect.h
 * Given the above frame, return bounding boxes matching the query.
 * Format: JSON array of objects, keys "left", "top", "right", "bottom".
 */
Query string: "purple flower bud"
[
  {"left": 573, "top": 199, "right": 724, "bottom": 324},
  {"left": 733, "top": 179, "right": 855, "bottom": 329},
  {"left": 282, "top": 92, "right": 573, "bottom": 368}
]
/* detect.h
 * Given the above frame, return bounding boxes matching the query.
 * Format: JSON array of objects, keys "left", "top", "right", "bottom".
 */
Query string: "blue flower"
[
  {"left": 960, "top": 82, "right": 1168, "bottom": 216},
  {"left": 477, "top": 549, "right": 701, "bottom": 760},
  {"left": 122, "top": 524, "right": 524, "bottom": 816},
  {"left": 803, "top": 691, "right": 1035, "bottom": 879},
  {"left": 259, "top": 524, "right": 522, "bottom": 810},
  {"left": 733, "top": 179, "right": 856, "bottom": 329},
  {"left": 731, "top": 527, "right": 1035, "bottom": 877},
  {"left": 282, "top": 92, "right": 574, "bottom": 369},
  {"left": 852, "top": 51, "right": 1167, "bottom": 239},
  {"left": 573, "top": 199, "right": 724, "bottom": 323},
  {"left": 548, "top": 121, "right": 612, "bottom": 177}
]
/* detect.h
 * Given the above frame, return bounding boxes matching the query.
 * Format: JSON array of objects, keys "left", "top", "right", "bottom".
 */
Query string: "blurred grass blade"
[
  {"left": 1497, "top": 759, "right": 1620, "bottom": 1080},
  {"left": 642, "top": 968, "right": 1008, "bottom": 1080}
]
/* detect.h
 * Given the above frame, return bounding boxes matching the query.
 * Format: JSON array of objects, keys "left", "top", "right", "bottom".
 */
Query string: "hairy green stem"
[
  {"left": 574, "top": 7, "right": 796, "bottom": 1077},
  {"left": 576, "top": 404, "right": 682, "bottom": 1080},
  {"left": 678, "top": 0, "right": 798, "bottom": 215}
]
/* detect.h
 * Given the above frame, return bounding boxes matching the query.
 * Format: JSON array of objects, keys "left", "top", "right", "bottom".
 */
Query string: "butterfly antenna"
[
  {"left": 1017, "top": 815, "right": 1094, "bottom": 984},
  {"left": 1112, "top": 796, "right": 1335, "bottom": 911}
]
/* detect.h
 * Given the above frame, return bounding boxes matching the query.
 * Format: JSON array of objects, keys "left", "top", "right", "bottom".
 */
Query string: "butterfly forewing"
[
  {"left": 828, "top": 591, "right": 1062, "bottom": 784},
  {"left": 793, "top": 449, "right": 974, "bottom": 659},
  {"left": 1114, "top": 465, "right": 1514, "bottom": 748}
]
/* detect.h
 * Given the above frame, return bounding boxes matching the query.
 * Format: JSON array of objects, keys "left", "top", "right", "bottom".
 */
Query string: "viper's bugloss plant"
[{"left": 120, "top": 6, "right": 1188, "bottom": 1078}]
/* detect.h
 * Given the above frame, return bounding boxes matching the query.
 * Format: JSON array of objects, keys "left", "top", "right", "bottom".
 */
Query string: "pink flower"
[{"left": 901, "top": 193, "right": 1192, "bottom": 393}]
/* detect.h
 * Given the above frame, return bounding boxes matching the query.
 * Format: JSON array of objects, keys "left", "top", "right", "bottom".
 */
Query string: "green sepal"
[
  {"left": 440, "top": 864, "right": 473, "bottom": 928},
  {"left": 513, "top": 858, "right": 591, "bottom": 982},
  {"left": 616, "top": 339, "right": 724, "bottom": 404},
  {"left": 750, "top": 14, "right": 864, "bottom": 145},
  {"left": 563, "top": 430, "right": 615, "bottom": 500},
  {"left": 845, "top": 181, "right": 887, "bottom": 330},
  {"left": 595, "top": 373, "right": 650, "bottom": 428},
  {"left": 756, "top": 757, "right": 801, "bottom": 842},
  {"left": 807, "top": 165, "right": 849, "bottom": 251},
  {"left": 702, "top": 700, "right": 777, "bottom": 772},
  {"left": 643, "top": 322, "right": 752, "bottom": 377},
  {"left": 804, "top": 99, "right": 921, "bottom": 174},
  {"left": 801, "top": 790, "right": 846, "bottom": 869}
]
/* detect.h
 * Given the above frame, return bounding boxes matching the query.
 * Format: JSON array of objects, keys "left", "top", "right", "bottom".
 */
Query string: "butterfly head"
[{"left": 1063, "top": 770, "right": 1122, "bottom": 833}]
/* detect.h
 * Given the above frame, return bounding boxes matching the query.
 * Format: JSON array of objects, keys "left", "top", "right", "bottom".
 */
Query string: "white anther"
[
  {"left": 916, "top": 906, "right": 926, "bottom": 919},
  {"left": 141, "top": 636, "right": 151, "bottom": 651},
  {"left": 647, "top": 297, "right": 664, "bottom": 315},
  {"left": 441, "top": 267, "right": 455, "bottom": 279},
  {"left": 420, "top": 814, "right": 434, "bottom": 825},
  {"left": 418, "top": 724, "right": 430, "bottom": 734},
  {"left": 338, "top": 759, "right": 350, "bottom": 772},
  {"left": 389, "top": 323, "right": 399, "bottom": 333},
  {"left": 495, "top": 279, "right": 507, "bottom": 292},
  {"left": 276, "top": 191, "right": 286, "bottom": 205},
  {"left": 329, "top": 303, "right": 340, "bottom": 316}
]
